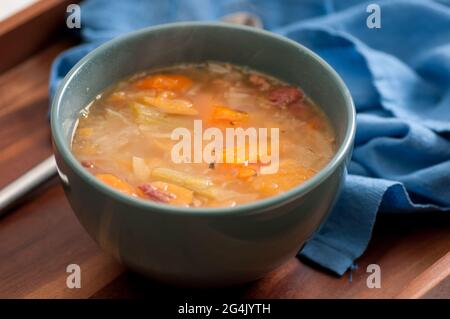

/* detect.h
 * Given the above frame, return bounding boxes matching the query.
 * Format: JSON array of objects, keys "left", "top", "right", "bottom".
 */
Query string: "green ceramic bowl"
[{"left": 51, "top": 22, "right": 355, "bottom": 286}]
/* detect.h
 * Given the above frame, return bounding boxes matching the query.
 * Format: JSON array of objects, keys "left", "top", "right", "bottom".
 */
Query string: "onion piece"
[{"left": 132, "top": 156, "right": 150, "bottom": 181}]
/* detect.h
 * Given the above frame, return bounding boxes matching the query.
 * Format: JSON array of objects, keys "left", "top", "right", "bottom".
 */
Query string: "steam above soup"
[{"left": 71, "top": 63, "right": 336, "bottom": 208}]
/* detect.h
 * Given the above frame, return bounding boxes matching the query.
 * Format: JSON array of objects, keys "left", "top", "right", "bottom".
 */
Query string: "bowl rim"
[{"left": 51, "top": 21, "right": 356, "bottom": 217}]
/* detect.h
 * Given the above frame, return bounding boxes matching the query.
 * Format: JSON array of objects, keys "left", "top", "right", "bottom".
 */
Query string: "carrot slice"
[
  {"left": 237, "top": 167, "right": 257, "bottom": 180},
  {"left": 96, "top": 173, "right": 141, "bottom": 197},
  {"left": 251, "top": 162, "right": 316, "bottom": 195},
  {"left": 222, "top": 143, "right": 270, "bottom": 164},
  {"left": 135, "top": 74, "right": 193, "bottom": 91},
  {"left": 222, "top": 146, "right": 255, "bottom": 164},
  {"left": 211, "top": 105, "right": 248, "bottom": 123},
  {"left": 150, "top": 181, "right": 193, "bottom": 206}
]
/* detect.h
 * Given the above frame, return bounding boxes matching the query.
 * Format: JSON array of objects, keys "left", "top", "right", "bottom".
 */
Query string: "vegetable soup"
[{"left": 72, "top": 63, "right": 336, "bottom": 208}]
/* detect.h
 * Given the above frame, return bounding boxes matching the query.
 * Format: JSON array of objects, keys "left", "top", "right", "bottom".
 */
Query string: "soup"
[{"left": 72, "top": 63, "right": 336, "bottom": 208}]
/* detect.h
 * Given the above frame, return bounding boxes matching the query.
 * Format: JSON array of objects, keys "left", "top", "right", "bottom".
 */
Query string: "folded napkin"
[{"left": 50, "top": 0, "right": 450, "bottom": 276}]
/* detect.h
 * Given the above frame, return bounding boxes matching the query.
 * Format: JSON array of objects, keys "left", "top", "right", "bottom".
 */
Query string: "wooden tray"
[{"left": 0, "top": 0, "right": 448, "bottom": 299}]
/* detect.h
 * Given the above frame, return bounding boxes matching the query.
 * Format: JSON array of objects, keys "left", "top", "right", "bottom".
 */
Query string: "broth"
[{"left": 72, "top": 63, "right": 336, "bottom": 208}]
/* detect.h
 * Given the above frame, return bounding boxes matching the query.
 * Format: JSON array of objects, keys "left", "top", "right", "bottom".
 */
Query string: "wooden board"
[
  {"left": 0, "top": 0, "right": 76, "bottom": 74},
  {"left": 0, "top": 3, "right": 448, "bottom": 299}
]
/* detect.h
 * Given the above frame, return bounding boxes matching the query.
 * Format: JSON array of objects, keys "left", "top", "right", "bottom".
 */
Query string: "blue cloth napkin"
[{"left": 50, "top": 0, "right": 450, "bottom": 276}]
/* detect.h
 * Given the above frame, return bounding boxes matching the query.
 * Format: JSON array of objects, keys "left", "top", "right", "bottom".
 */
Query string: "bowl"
[{"left": 51, "top": 22, "right": 355, "bottom": 287}]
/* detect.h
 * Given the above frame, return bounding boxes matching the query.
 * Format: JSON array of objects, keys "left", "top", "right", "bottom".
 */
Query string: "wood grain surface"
[
  {"left": 0, "top": 0, "right": 76, "bottom": 74},
  {"left": 0, "top": 35, "right": 448, "bottom": 300}
]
